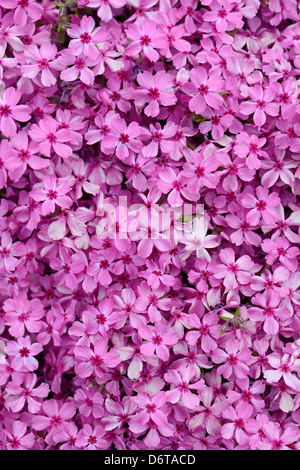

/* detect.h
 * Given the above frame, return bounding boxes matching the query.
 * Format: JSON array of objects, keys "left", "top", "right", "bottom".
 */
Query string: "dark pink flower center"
[
  {"left": 80, "top": 32, "right": 92, "bottom": 44},
  {"left": 19, "top": 346, "right": 30, "bottom": 357}
]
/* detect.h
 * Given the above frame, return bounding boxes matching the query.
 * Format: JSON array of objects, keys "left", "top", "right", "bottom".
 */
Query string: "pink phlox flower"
[
  {"left": 212, "top": 247, "right": 255, "bottom": 290},
  {"left": 134, "top": 70, "right": 177, "bottom": 117},
  {"left": 55, "top": 49, "right": 98, "bottom": 86},
  {"left": 29, "top": 116, "right": 73, "bottom": 158},
  {"left": 67, "top": 15, "right": 107, "bottom": 59},
  {"left": 198, "top": 106, "right": 234, "bottom": 140},
  {"left": 125, "top": 20, "right": 161, "bottom": 62},
  {"left": 248, "top": 290, "right": 292, "bottom": 336},
  {"left": 221, "top": 401, "right": 253, "bottom": 445},
  {"left": 138, "top": 320, "right": 178, "bottom": 361},
  {"left": 3, "top": 292, "right": 44, "bottom": 338},
  {"left": 261, "top": 236, "right": 299, "bottom": 272},
  {"left": 0, "top": 230, "right": 20, "bottom": 272},
  {"left": 31, "top": 398, "right": 76, "bottom": 445},
  {"left": 5, "top": 336, "right": 43, "bottom": 372},
  {"left": 6, "top": 130, "right": 49, "bottom": 182},
  {"left": 202, "top": 0, "right": 244, "bottom": 33},
  {"left": 74, "top": 337, "right": 120, "bottom": 380},
  {"left": 0, "top": 0, "right": 43, "bottom": 26},
  {"left": 102, "top": 396, "right": 138, "bottom": 431},
  {"left": 264, "top": 351, "right": 300, "bottom": 392},
  {"left": 240, "top": 85, "right": 280, "bottom": 126},
  {"left": 30, "top": 174, "right": 75, "bottom": 216},
  {"left": 102, "top": 117, "right": 144, "bottom": 161},
  {"left": 152, "top": 14, "right": 191, "bottom": 58},
  {"left": 142, "top": 121, "right": 178, "bottom": 159},
  {"left": 211, "top": 339, "right": 255, "bottom": 380},
  {"left": 0, "top": 87, "right": 31, "bottom": 137},
  {"left": 36, "top": 307, "right": 65, "bottom": 347},
  {"left": 225, "top": 208, "right": 262, "bottom": 247},
  {"left": 240, "top": 185, "right": 281, "bottom": 226},
  {"left": 188, "top": 387, "right": 228, "bottom": 435},
  {"left": 87, "top": 0, "right": 126, "bottom": 22},
  {"left": 255, "top": 421, "right": 300, "bottom": 450},
  {"left": 139, "top": 259, "right": 177, "bottom": 290},
  {"left": 22, "top": 42, "right": 59, "bottom": 87},
  {"left": 5, "top": 372, "right": 50, "bottom": 414},
  {"left": 2, "top": 420, "right": 35, "bottom": 450},
  {"left": 182, "top": 145, "right": 221, "bottom": 192},
  {"left": 234, "top": 131, "right": 268, "bottom": 170},
  {"left": 74, "top": 384, "right": 104, "bottom": 419},
  {"left": 182, "top": 66, "right": 224, "bottom": 114},
  {"left": 186, "top": 311, "right": 221, "bottom": 354},
  {"left": 164, "top": 366, "right": 206, "bottom": 410},
  {"left": 226, "top": 377, "right": 266, "bottom": 412}
]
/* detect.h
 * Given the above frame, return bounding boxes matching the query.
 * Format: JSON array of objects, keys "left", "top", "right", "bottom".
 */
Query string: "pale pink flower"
[
  {"left": 134, "top": 70, "right": 177, "bottom": 117},
  {"left": 5, "top": 336, "right": 43, "bottom": 372},
  {"left": 0, "top": 87, "right": 31, "bottom": 137},
  {"left": 164, "top": 367, "right": 206, "bottom": 409},
  {"left": 212, "top": 247, "right": 254, "bottom": 290},
  {"left": 29, "top": 116, "right": 73, "bottom": 158},
  {"left": 22, "top": 42, "right": 59, "bottom": 87},
  {"left": 67, "top": 15, "right": 107, "bottom": 60},
  {"left": 240, "top": 85, "right": 280, "bottom": 126},
  {"left": 30, "top": 175, "right": 75, "bottom": 216},
  {"left": 212, "top": 339, "right": 254, "bottom": 380},
  {"left": 5, "top": 373, "right": 49, "bottom": 413},
  {"left": 125, "top": 20, "right": 160, "bottom": 62}
]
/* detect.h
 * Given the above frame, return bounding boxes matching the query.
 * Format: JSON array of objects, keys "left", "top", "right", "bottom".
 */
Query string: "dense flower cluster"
[{"left": 0, "top": 0, "right": 300, "bottom": 451}]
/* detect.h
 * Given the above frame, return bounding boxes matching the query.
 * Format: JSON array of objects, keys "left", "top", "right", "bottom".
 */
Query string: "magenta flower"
[
  {"left": 212, "top": 339, "right": 254, "bottom": 380},
  {"left": 182, "top": 67, "right": 224, "bottom": 114},
  {"left": 0, "top": 0, "right": 43, "bottom": 26},
  {"left": 0, "top": 230, "right": 19, "bottom": 272},
  {"left": 188, "top": 388, "right": 228, "bottom": 435},
  {"left": 74, "top": 385, "right": 104, "bottom": 418},
  {"left": 125, "top": 20, "right": 160, "bottom": 62},
  {"left": 30, "top": 175, "right": 75, "bottom": 216},
  {"left": 248, "top": 291, "right": 292, "bottom": 336},
  {"left": 234, "top": 132, "right": 268, "bottom": 170},
  {"left": 240, "top": 85, "right": 280, "bottom": 126},
  {"left": 31, "top": 399, "right": 76, "bottom": 445},
  {"left": 5, "top": 131, "right": 49, "bottom": 182},
  {"left": 2, "top": 421, "right": 35, "bottom": 450},
  {"left": 134, "top": 70, "right": 177, "bottom": 117},
  {"left": 29, "top": 116, "right": 73, "bottom": 158},
  {"left": 157, "top": 166, "right": 199, "bottom": 207},
  {"left": 56, "top": 50, "right": 97, "bottom": 86},
  {"left": 67, "top": 15, "right": 107, "bottom": 60},
  {"left": 87, "top": 0, "right": 126, "bottom": 22},
  {"left": 181, "top": 147, "right": 221, "bottom": 192},
  {"left": 202, "top": 0, "right": 244, "bottom": 32},
  {"left": 142, "top": 121, "right": 178, "bottom": 159},
  {"left": 5, "top": 336, "right": 43, "bottom": 372},
  {"left": 164, "top": 367, "right": 206, "bottom": 409},
  {"left": 0, "top": 87, "right": 31, "bottom": 137},
  {"left": 3, "top": 293, "right": 44, "bottom": 338},
  {"left": 264, "top": 352, "right": 300, "bottom": 391},
  {"left": 76, "top": 424, "right": 108, "bottom": 450},
  {"left": 22, "top": 43, "right": 59, "bottom": 87},
  {"left": 102, "top": 117, "right": 143, "bottom": 161},
  {"left": 261, "top": 236, "right": 299, "bottom": 272},
  {"left": 5, "top": 373, "right": 50, "bottom": 414},
  {"left": 240, "top": 186, "right": 281, "bottom": 225},
  {"left": 255, "top": 422, "right": 300, "bottom": 450},
  {"left": 221, "top": 401, "right": 253, "bottom": 445},
  {"left": 212, "top": 247, "right": 254, "bottom": 290},
  {"left": 74, "top": 338, "right": 120, "bottom": 379},
  {"left": 138, "top": 321, "right": 178, "bottom": 361}
]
